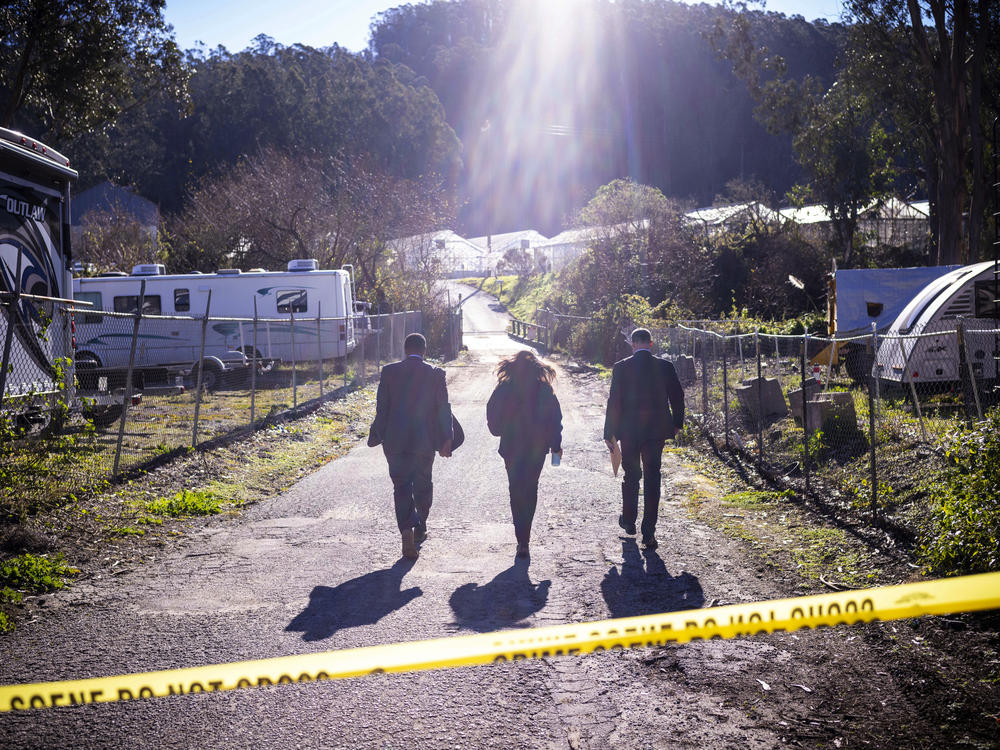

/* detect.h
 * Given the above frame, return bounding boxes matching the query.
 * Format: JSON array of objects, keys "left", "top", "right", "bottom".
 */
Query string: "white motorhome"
[
  {"left": 73, "top": 260, "right": 357, "bottom": 384},
  {"left": 875, "top": 260, "right": 1000, "bottom": 387}
]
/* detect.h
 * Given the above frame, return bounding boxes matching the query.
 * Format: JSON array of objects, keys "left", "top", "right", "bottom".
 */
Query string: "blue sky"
[{"left": 163, "top": 0, "right": 846, "bottom": 54}]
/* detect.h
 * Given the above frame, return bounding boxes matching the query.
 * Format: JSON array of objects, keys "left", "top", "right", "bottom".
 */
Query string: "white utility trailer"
[
  {"left": 73, "top": 260, "right": 357, "bottom": 384},
  {"left": 875, "top": 260, "right": 1000, "bottom": 387},
  {"left": 828, "top": 264, "right": 961, "bottom": 382}
]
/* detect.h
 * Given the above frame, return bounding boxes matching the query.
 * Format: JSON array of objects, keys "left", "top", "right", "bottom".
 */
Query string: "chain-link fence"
[
  {"left": 654, "top": 323, "right": 1000, "bottom": 531},
  {"left": 2, "top": 297, "right": 424, "bottom": 518}
]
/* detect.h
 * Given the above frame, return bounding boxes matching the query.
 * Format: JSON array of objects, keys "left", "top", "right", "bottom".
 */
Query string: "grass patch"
[
  {"left": 675, "top": 444, "right": 885, "bottom": 588},
  {"left": 721, "top": 489, "right": 792, "bottom": 508},
  {"left": 143, "top": 489, "right": 233, "bottom": 517},
  {"left": 0, "top": 553, "right": 78, "bottom": 594}
]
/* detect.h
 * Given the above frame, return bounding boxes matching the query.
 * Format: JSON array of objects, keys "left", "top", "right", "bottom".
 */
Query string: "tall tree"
[
  {"left": 847, "top": 0, "right": 997, "bottom": 264},
  {"left": 0, "top": 0, "right": 187, "bottom": 142},
  {"left": 791, "top": 80, "right": 894, "bottom": 264}
]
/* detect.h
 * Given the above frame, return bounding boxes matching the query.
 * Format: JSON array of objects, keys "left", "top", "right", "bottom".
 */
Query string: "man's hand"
[
  {"left": 604, "top": 438, "right": 617, "bottom": 452},
  {"left": 674, "top": 426, "right": 682, "bottom": 437},
  {"left": 439, "top": 439, "right": 453, "bottom": 458}
]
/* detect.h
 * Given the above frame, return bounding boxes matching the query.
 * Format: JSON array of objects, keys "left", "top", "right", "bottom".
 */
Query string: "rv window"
[
  {"left": 76, "top": 292, "right": 103, "bottom": 324},
  {"left": 277, "top": 289, "right": 307, "bottom": 313},
  {"left": 174, "top": 288, "right": 190, "bottom": 312},
  {"left": 974, "top": 280, "right": 1000, "bottom": 318},
  {"left": 113, "top": 295, "right": 162, "bottom": 315}
]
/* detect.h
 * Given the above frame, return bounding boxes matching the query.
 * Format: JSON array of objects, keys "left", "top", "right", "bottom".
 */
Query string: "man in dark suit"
[
  {"left": 603, "top": 328, "right": 685, "bottom": 550},
  {"left": 373, "top": 333, "right": 453, "bottom": 559}
]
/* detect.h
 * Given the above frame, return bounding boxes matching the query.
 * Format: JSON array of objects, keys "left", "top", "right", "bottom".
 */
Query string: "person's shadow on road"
[
  {"left": 601, "top": 540, "right": 703, "bottom": 618},
  {"left": 286, "top": 559, "right": 421, "bottom": 642},
  {"left": 449, "top": 557, "right": 550, "bottom": 632}
]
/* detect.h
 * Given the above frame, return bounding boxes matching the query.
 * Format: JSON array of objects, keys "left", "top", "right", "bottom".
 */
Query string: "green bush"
[
  {"left": 0, "top": 553, "right": 78, "bottom": 593},
  {"left": 567, "top": 294, "right": 653, "bottom": 364},
  {"left": 144, "top": 489, "right": 230, "bottom": 517},
  {"left": 920, "top": 409, "right": 1000, "bottom": 574}
]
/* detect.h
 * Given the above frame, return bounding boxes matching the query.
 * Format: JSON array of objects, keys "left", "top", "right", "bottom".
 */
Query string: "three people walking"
[{"left": 372, "top": 328, "right": 683, "bottom": 560}]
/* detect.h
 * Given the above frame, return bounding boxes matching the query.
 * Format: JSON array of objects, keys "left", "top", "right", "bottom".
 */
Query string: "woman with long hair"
[{"left": 486, "top": 350, "right": 563, "bottom": 558}]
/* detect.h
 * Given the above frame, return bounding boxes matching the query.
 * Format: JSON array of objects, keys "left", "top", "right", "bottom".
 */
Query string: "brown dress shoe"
[{"left": 401, "top": 528, "right": 419, "bottom": 560}]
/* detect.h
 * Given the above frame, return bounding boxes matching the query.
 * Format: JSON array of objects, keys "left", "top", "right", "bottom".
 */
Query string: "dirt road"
[{"left": 0, "top": 286, "right": 996, "bottom": 748}]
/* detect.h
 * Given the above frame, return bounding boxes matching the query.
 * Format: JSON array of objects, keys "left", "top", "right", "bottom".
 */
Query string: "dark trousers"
[
  {"left": 504, "top": 452, "right": 547, "bottom": 546},
  {"left": 620, "top": 437, "right": 666, "bottom": 539},
  {"left": 385, "top": 451, "right": 435, "bottom": 532}
]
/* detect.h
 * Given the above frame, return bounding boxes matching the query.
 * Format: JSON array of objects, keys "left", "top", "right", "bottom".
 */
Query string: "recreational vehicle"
[
  {"left": 874, "top": 260, "right": 1000, "bottom": 388},
  {"left": 73, "top": 261, "right": 357, "bottom": 387},
  {"left": 1, "top": 128, "right": 124, "bottom": 427}
]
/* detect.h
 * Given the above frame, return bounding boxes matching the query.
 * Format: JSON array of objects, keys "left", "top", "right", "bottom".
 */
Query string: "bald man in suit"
[{"left": 603, "top": 328, "right": 684, "bottom": 550}]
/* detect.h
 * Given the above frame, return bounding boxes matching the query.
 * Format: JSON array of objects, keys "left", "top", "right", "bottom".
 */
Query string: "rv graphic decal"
[
  {"left": 0, "top": 186, "right": 60, "bottom": 379},
  {"left": 2, "top": 194, "right": 46, "bottom": 222},
  {"left": 255, "top": 285, "right": 317, "bottom": 296},
  {"left": 81, "top": 333, "right": 178, "bottom": 346}
]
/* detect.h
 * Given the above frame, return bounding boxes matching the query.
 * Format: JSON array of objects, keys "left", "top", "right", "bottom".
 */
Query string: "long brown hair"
[{"left": 495, "top": 350, "right": 555, "bottom": 388}]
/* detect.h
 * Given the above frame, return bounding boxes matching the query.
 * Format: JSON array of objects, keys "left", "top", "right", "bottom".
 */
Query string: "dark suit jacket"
[
  {"left": 487, "top": 380, "right": 562, "bottom": 459},
  {"left": 603, "top": 349, "right": 685, "bottom": 442},
  {"left": 374, "top": 356, "right": 453, "bottom": 455}
]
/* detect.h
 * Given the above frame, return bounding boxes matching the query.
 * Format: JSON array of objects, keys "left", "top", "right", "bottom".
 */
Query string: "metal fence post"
[
  {"left": 700, "top": 332, "right": 708, "bottom": 417},
  {"left": 801, "top": 332, "right": 810, "bottom": 493},
  {"left": 290, "top": 308, "right": 297, "bottom": 409},
  {"left": 251, "top": 298, "right": 258, "bottom": 425},
  {"left": 389, "top": 310, "right": 396, "bottom": 360},
  {"left": 722, "top": 333, "right": 730, "bottom": 448},
  {"left": 343, "top": 317, "right": 349, "bottom": 389},
  {"left": 958, "top": 320, "right": 984, "bottom": 420},
  {"left": 317, "top": 302, "right": 324, "bottom": 399},
  {"left": 191, "top": 288, "right": 212, "bottom": 449},
  {"left": 756, "top": 329, "right": 763, "bottom": 461},
  {"left": 114, "top": 280, "right": 147, "bottom": 476},
  {"left": 868, "top": 327, "right": 878, "bottom": 522},
  {"left": 0, "top": 249, "right": 24, "bottom": 404}
]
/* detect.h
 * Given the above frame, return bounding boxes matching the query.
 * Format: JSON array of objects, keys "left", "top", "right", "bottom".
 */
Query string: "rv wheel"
[
  {"left": 85, "top": 404, "right": 123, "bottom": 429},
  {"left": 75, "top": 353, "right": 101, "bottom": 391},
  {"left": 240, "top": 347, "right": 274, "bottom": 374},
  {"left": 843, "top": 343, "right": 875, "bottom": 384},
  {"left": 192, "top": 359, "right": 224, "bottom": 391}
]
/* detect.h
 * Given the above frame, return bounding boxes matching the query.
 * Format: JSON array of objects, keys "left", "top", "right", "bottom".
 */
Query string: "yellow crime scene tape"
[{"left": 2, "top": 571, "right": 998, "bottom": 712}]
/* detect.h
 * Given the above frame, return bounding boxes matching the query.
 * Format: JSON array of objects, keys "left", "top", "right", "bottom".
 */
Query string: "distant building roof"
[
  {"left": 536, "top": 227, "right": 600, "bottom": 247},
  {"left": 466, "top": 229, "right": 549, "bottom": 254},
  {"left": 779, "top": 198, "right": 930, "bottom": 226},
  {"left": 685, "top": 202, "right": 782, "bottom": 227},
  {"left": 71, "top": 181, "right": 159, "bottom": 226},
  {"left": 778, "top": 204, "right": 831, "bottom": 225}
]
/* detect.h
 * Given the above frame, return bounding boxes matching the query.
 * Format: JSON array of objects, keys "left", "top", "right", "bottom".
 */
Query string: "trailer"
[
  {"left": 874, "top": 260, "right": 1000, "bottom": 388},
  {"left": 73, "top": 260, "right": 357, "bottom": 388},
  {"left": 827, "top": 263, "right": 961, "bottom": 382}
]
